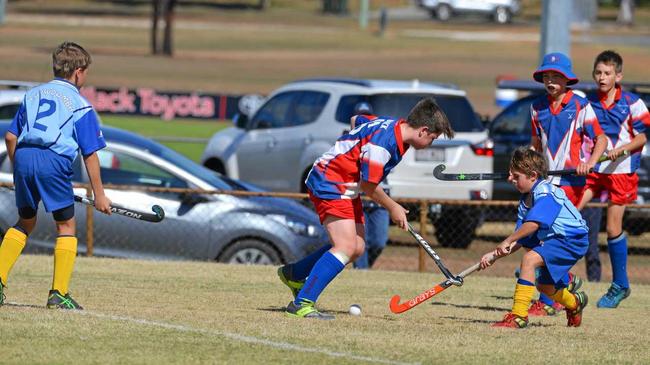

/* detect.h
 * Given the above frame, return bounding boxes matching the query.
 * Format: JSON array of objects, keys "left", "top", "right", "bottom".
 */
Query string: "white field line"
[{"left": 7, "top": 302, "right": 419, "bottom": 365}]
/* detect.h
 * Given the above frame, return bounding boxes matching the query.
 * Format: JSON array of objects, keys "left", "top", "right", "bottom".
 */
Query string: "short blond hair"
[
  {"left": 52, "top": 41, "right": 92, "bottom": 79},
  {"left": 510, "top": 147, "right": 548, "bottom": 179}
]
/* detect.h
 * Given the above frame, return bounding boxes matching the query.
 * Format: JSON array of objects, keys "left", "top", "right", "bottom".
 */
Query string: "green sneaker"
[
  {"left": 285, "top": 299, "right": 334, "bottom": 320},
  {"left": 567, "top": 272, "right": 583, "bottom": 293},
  {"left": 277, "top": 266, "right": 305, "bottom": 300},
  {"left": 46, "top": 290, "right": 83, "bottom": 310}
]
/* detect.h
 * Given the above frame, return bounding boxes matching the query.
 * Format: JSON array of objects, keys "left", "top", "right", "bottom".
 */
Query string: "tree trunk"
[
  {"left": 162, "top": 0, "right": 176, "bottom": 56},
  {"left": 617, "top": 0, "right": 634, "bottom": 26},
  {"left": 151, "top": 0, "right": 160, "bottom": 55}
]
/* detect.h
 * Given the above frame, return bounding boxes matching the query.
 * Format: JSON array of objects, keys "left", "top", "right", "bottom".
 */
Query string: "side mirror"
[
  {"left": 233, "top": 113, "right": 249, "bottom": 129},
  {"left": 179, "top": 192, "right": 209, "bottom": 205}
]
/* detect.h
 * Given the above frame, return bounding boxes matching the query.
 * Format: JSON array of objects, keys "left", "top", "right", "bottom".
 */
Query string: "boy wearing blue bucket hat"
[{"left": 513, "top": 52, "right": 608, "bottom": 321}]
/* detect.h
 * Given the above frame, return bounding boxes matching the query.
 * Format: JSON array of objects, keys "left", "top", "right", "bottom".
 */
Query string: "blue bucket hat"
[
  {"left": 353, "top": 101, "right": 373, "bottom": 115},
  {"left": 533, "top": 52, "right": 579, "bottom": 85}
]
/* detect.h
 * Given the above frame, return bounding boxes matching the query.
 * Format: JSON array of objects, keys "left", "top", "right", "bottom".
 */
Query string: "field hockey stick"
[
  {"left": 433, "top": 151, "right": 628, "bottom": 181},
  {"left": 74, "top": 195, "right": 165, "bottom": 223},
  {"left": 407, "top": 223, "right": 462, "bottom": 286},
  {"left": 389, "top": 253, "right": 497, "bottom": 314}
]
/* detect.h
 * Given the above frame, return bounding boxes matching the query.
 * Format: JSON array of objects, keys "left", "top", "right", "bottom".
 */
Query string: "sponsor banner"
[{"left": 80, "top": 86, "right": 252, "bottom": 121}]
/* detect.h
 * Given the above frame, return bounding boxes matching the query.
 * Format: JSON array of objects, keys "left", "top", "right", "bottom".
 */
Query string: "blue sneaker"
[{"left": 596, "top": 283, "right": 631, "bottom": 308}]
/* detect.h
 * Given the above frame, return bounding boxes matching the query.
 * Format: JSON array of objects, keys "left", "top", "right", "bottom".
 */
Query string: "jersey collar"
[
  {"left": 547, "top": 89, "right": 574, "bottom": 115},
  {"left": 52, "top": 77, "right": 80, "bottom": 92},
  {"left": 394, "top": 119, "right": 408, "bottom": 156},
  {"left": 597, "top": 84, "right": 622, "bottom": 110}
]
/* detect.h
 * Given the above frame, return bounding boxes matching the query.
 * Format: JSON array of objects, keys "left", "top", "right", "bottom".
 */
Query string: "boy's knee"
[{"left": 521, "top": 250, "right": 544, "bottom": 267}]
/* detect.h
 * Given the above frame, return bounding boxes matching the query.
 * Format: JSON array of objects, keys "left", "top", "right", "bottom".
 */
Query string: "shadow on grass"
[
  {"left": 439, "top": 316, "right": 553, "bottom": 327},
  {"left": 4, "top": 302, "right": 44, "bottom": 309},
  {"left": 431, "top": 301, "right": 509, "bottom": 312},
  {"left": 257, "top": 306, "right": 398, "bottom": 321}
]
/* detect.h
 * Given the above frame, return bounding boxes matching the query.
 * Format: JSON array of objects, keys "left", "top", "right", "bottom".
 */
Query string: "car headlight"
[{"left": 268, "top": 215, "right": 320, "bottom": 237}]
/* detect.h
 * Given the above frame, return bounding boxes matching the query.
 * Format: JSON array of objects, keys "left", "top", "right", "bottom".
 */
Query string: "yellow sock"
[
  {"left": 52, "top": 236, "right": 78, "bottom": 295},
  {"left": 0, "top": 228, "right": 27, "bottom": 286},
  {"left": 550, "top": 288, "right": 577, "bottom": 310},
  {"left": 512, "top": 282, "right": 535, "bottom": 318}
]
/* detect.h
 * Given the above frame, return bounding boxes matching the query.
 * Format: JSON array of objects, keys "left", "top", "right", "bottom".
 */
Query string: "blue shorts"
[
  {"left": 13, "top": 146, "right": 74, "bottom": 213},
  {"left": 533, "top": 233, "right": 589, "bottom": 288}
]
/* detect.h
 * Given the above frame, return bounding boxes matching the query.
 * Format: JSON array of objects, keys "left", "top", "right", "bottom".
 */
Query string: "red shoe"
[
  {"left": 528, "top": 300, "right": 558, "bottom": 316},
  {"left": 552, "top": 301, "right": 564, "bottom": 311},
  {"left": 492, "top": 312, "right": 528, "bottom": 329},
  {"left": 566, "top": 291, "right": 588, "bottom": 327}
]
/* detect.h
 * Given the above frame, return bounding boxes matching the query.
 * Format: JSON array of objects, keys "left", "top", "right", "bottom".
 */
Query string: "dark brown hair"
[
  {"left": 510, "top": 146, "right": 548, "bottom": 179},
  {"left": 406, "top": 98, "right": 454, "bottom": 139},
  {"left": 593, "top": 50, "right": 623, "bottom": 74},
  {"left": 52, "top": 41, "right": 92, "bottom": 78}
]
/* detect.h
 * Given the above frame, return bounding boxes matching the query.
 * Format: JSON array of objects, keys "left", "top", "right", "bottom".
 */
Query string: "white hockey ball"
[{"left": 349, "top": 304, "right": 362, "bottom": 316}]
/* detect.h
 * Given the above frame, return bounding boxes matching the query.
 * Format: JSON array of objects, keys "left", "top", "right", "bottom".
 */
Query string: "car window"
[
  {"left": 250, "top": 91, "right": 296, "bottom": 129},
  {"left": 0, "top": 103, "right": 20, "bottom": 120},
  {"left": 490, "top": 96, "right": 536, "bottom": 136},
  {"left": 336, "top": 93, "right": 484, "bottom": 132},
  {"left": 0, "top": 152, "right": 82, "bottom": 181},
  {"left": 288, "top": 91, "right": 329, "bottom": 127},
  {"left": 97, "top": 149, "right": 188, "bottom": 188}
]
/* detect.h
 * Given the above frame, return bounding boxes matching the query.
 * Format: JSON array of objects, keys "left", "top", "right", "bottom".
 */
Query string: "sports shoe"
[
  {"left": 528, "top": 300, "right": 558, "bottom": 316},
  {"left": 46, "top": 290, "right": 83, "bottom": 310},
  {"left": 566, "top": 291, "right": 588, "bottom": 327},
  {"left": 285, "top": 299, "right": 334, "bottom": 320},
  {"left": 277, "top": 266, "right": 305, "bottom": 300},
  {"left": 567, "top": 272, "right": 583, "bottom": 293},
  {"left": 492, "top": 312, "right": 528, "bottom": 329},
  {"left": 596, "top": 282, "right": 631, "bottom": 308}
]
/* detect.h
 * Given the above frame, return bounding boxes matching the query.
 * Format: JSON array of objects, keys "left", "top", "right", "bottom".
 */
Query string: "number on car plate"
[{"left": 415, "top": 148, "right": 445, "bottom": 162}]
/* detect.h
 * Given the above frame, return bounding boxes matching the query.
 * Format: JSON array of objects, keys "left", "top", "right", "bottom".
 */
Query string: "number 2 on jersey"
[{"left": 34, "top": 99, "right": 56, "bottom": 132}]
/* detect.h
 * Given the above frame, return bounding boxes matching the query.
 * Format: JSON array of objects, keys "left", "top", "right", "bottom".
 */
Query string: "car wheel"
[
  {"left": 435, "top": 4, "right": 452, "bottom": 22},
  {"left": 433, "top": 209, "right": 479, "bottom": 249},
  {"left": 218, "top": 238, "right": 281, "bottom": 265},
  {"left": 494, "top": 7, "right": 511, "bottom": 24},
  {"left": 204, "top": 158, "right": 225, "bottom": 175}
]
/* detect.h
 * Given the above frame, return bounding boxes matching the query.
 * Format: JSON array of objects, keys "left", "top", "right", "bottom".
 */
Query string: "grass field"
[{"left": 1, "top": 254, "right": 649, "bottom": 364}]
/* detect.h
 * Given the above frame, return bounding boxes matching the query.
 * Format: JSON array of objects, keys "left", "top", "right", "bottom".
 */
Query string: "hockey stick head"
[
  {"left": 433, "top": 164, "right": 446, "bottom": 180},
  {"left": 448, "top": 276, "right": 463, "bottom": 286},
  {"left": 151, "top": 205, "right": 165, "bottom": 222}
]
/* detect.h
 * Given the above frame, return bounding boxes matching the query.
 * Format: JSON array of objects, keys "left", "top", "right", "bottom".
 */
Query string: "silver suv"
[
  {"left": 418, "top": 0, "right": 521, "bottom": 24},
  {"left": 201, "top": 78, "right": 493, "bottom": 247}
]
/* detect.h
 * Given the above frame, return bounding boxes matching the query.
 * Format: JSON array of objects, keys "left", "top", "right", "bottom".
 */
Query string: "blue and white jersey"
[
  {"left": 516, "top": 179, "right": 588, "bottom": 244},
  {"left": 9, "top": 78, "right": 105, "bottom": 160}
]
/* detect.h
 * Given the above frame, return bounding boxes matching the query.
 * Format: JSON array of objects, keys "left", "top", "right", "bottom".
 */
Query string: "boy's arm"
[
  {"left": 360, "top": 180, "right": 408, "bottom": 230},
  {"left": 610, "top": 132, "right": 647, "bottom": 160},
  {"left": 5, "top": 132, "right": 17, "bottom": 165},
  {"left": 496, "top": 221, "right": 539, "bottom": 256},
  {"left": 83, "top": 152, "right": 112, "bottom": 214}
]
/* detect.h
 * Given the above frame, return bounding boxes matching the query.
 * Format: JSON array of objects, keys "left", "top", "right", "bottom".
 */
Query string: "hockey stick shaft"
[
  {"left": 433, "top": 152, "right": 627, "bottom": 181},
  {"left": 74, "top": 195, "right": 165, "bottom": 223},
  {"left": 407, "top": 223, "right": 459, "bottom": 284},
  {"left": 389, "top": 254, "right": 496, "bottom": 314}
]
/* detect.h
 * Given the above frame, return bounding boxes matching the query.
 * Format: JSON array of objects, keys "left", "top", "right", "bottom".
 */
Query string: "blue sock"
[
  {"left": 538, "top": 293, "right": 554, "bottom": 306},
  {"left": 608, "top": 233, "right": 629, "bottom": 288},
  {"left": 295, "top": 251, "right": 345, "bottom": 304},
  {"left": 286, "top": 244, "right": 332, "bottom": 281}
]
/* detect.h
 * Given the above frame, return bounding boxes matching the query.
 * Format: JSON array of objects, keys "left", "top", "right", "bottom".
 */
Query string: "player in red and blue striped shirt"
[
  {"left": 278, "top": 98, "right": 454, "bottom": 319},
  {"left": 577, "top": 50, "right": 650, "bottom": 308}
]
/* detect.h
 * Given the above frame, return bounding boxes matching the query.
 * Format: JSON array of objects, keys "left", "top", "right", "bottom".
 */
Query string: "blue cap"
[
  {"left": 354, "top": 101, "right": 373, "bottom": 115},
  {"left": 533, "top": 52, "right": 578, "bottom": 85}
]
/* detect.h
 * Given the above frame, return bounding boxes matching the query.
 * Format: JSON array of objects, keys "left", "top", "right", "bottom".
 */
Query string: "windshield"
[
  {"left": 155, "top": 145, "right": 247, "bottom": 191},
  {"left": 336, "top": 93, "right": 484, "bottom": 132}
]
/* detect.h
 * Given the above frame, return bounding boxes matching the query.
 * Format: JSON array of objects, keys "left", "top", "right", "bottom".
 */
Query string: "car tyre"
[
  {"left": 435, "top": 4, "right": 452, "bottom": 22},
  {"left": 433, "top": 209, "right": 478, "bottom": 249},
  {"left": 494, "top": 6, "right": 511, "bottom": 24},
  {"left": 218, "top": 238, "right": 281, "bottom": 265}
]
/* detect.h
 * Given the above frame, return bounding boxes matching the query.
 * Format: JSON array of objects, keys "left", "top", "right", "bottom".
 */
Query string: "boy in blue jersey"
[
  {"left": 577, "top": 50, "right": 650, "bottom": 308},
  {"left": 0, "top": 42, "right": 111, "bottom": 309},
  {"left": 527, "top": 52, "right": 608, "bottom": 316},
  {"left": 278, "top": 98, "right": 454, "bottom": 319},
  {"left": 481, "top": 147, "right": 589, "bottom": 328}
]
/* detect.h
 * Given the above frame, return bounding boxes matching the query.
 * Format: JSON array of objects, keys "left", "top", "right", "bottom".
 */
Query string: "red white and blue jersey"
[
  {"left": 588, "top": 86, "right": 649, "bottom": 174},
  {"left": 531, "top": 90, "right": 603, "bottom": 187},
  {"left": 306, "top": 115, "right": 408, "bottom": 200}
]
